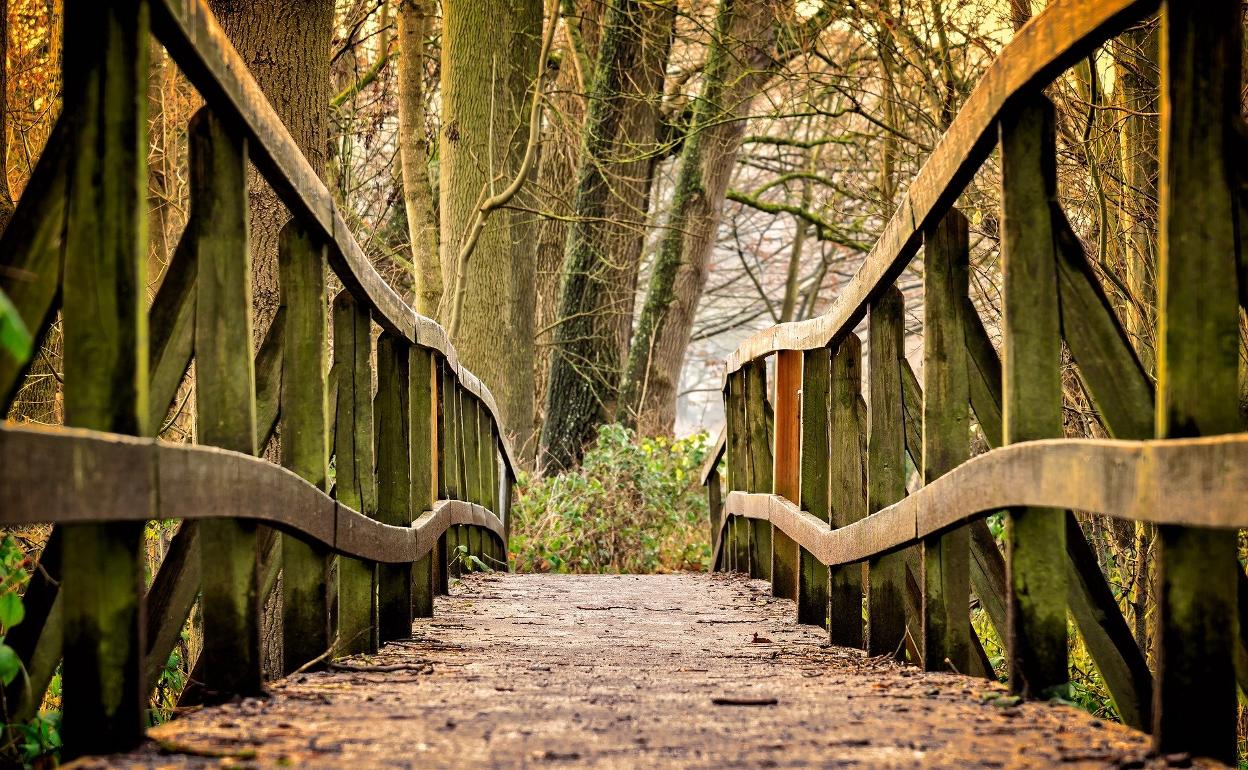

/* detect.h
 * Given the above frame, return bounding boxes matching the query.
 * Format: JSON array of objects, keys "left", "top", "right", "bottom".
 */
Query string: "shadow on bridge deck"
[{"left": 77, "top": 574, "right": 1194, "bottom": 769}]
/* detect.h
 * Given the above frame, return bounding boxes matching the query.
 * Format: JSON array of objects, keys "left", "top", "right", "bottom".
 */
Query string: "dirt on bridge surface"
[{"left": 77, "top": 573, "right": 1208, "bottom": 769}]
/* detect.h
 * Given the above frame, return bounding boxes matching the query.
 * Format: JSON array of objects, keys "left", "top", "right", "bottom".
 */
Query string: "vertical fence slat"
[
  {"left": 769, "top": 354, "right": 798, "bottom": 596},
  {"left": 190, "top": 107, "right": 263, "bottom": 698},
  {"left": 332, "top": 290, "right": 378, "bottom": 655},
  {"left": 58, "top": 0, "right": 149, "bottom": 754},
  {"left": 278, "top": 221, "right": 331, "bottom": 673},
  {"left": 376, "top": 334, "right": 413, "bottom": 641},
  {"left": 797, "top": 348, "right": 830, "bottom": 628},
  {"left": 866, "top": 287, "right": 907, "bottom": 658},
  {"left": 999, "top": 100, "right": 1066, "bottom": 695},
  {"left": 1153, "top": 1, "right": 1240, "bottom": 760},
  {"left": 828, "top": 334, "right": 865, "bottom": 647},
  {"left": 920, "top": 208, "right": 973, "bottom": 675},
  {"left": 725, "top": 371, "right": 750, "bottom": 572},
  {"left": 411, "top": 347, "right": 438, "bottom": 614}
]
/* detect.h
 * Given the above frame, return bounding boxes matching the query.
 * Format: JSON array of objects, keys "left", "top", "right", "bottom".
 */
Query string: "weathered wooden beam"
[
  {"left": 411, "top": 347, "right": 437, "bottom": 616},
  {"left": 797, "top": 348, "right": 830, "bottom": 628},
  {"left": 190, "top": 107, "right": 262, "bottom": 699},
  {"left": 828, "top": 335, "right": 865, "bottom": 648},
  {"left": 866, "top": 287, "right": 907, "bottom": 658},
  {"left": 921, "top": 208, "right": 972, "bottom": 675},
  {"left": 725, "top": 371, "right": 750, "bottom": 573},
  {"left": 147, "top": 233, "right": 197, "bottom": 431},
  {"left": 1153, "top": 2, "right": 1240, "bottom": 760},
  {"left": 376, "top": 334, "right": 413, "bottom": 640},
  {"left": 768, "top": 354, "right": 797, "bottom": 595},
  {"left": 1000, "top": 97, "right": 1066, "bottom": 697},
  {"left": 0, "top": 116, "right": 68, "bottom": 408},
  {"left": 278, "top": 220, "right": 332, "bottom": 674},
  {"left": 58, "top": 0, "right": 150, "bottom": 755},
  {"left": 333, "top": 289, "right": 378, "bottom": 656}
]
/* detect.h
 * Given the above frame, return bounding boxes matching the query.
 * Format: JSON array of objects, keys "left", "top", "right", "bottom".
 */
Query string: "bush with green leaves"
[
  {"left": 510, "top": 424, "right": 711, "bottom": 574},
  {"left": 0, "top": 536, "right": 61, "bottom": 766}
]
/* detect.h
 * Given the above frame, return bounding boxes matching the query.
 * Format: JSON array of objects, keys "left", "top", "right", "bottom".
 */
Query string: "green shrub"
[{"left": 510, "top": 424, "right": 711, "bottom": 573}]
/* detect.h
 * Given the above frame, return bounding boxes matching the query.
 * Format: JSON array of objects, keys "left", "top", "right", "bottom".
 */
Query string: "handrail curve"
[
  {"left": 0, "top": 423, "right": 503, "bottom": 564},
  {"left": 720, "top": 433, "right": 1248, "bottom": 567}
]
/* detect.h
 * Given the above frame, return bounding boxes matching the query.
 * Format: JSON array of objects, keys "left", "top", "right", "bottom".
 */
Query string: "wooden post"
[
  {"left": 332, "top": 290, "right": 378, "bottom": 655},
  {"left": 279, "top": 221, "right": 331, "bottom": 674},
  {"left": 1000, "top": 100, "right": 1066, "bottom": 694},
  {"left": 866, "top": 287, "right": 907, "bottom": 658},
  {"left": 921, "top": 207, "right": 973, "bottom": 675},
  {"left": 411, "top": 347, "right": 438, "bottom": 616},
  {"left": 707, "top": 469, "right": 723, "bottom": 570},
  {"left": 437, "top": 360, "right": 459, "bottom": 579},
  {"left": 59, "top": 0, "right": 149, "bottom": 753},
  {"left": 190, "top": 108, "right": 262, "bottom": 698},
  {"left": 828, "top": 334, "right": 866, "bottom": 647},
  {"left": 1153, "top": 1, "right": 1240, "bottom": 761},
  {"left": 797, "top": 348, "right": 830, "bottom": 628},
  {"left": 375, "top": 334, "right": 413, "bottom": 641},
  {"left": 745, "top": 360, "right": 775, "bottom": 581},
  {"left": 770, "top": 353, "right": 799, "bottom": 598},
  {"left": 725, "top": 371, "right": 749, "bottom": 572}
]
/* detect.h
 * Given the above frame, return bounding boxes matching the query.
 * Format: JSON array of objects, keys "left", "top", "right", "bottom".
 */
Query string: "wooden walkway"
[{"left": 73, "top": 574, "right": 1191, "bottom": 769}]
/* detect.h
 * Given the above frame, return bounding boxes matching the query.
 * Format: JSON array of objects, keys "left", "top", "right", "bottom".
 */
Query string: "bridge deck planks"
[{"left": 99, "top": 574, "right": 1180, "bottom": 769}]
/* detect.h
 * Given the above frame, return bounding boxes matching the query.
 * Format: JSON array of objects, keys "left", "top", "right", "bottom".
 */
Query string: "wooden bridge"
[{"left": 1, "top": 0, "right": 1246, "bottom": 766}]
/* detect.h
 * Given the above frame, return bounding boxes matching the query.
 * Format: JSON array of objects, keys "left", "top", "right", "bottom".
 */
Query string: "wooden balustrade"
[
  {"left": 0, "top": 0, "right": 516, "bottom": 759},
  {"left": 702, "top": 0, "right": 1244, "bottom": 763}
]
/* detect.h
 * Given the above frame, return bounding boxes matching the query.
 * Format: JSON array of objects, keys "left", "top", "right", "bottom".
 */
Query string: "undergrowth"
[{"left": 510, "top": 424, "right": 711, "bottom": 574}]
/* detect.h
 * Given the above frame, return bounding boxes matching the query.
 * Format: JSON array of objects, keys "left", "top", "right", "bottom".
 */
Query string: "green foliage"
[
  {"left": 0, "top": 536, "right": 61, "bottom": 767},
  {"left": 451, "top": 543, "right": 493, "bottom": 573},
  {"left": 0, "top": 287, "right": 32, "bottom": 362},
  {"left": 511, "top": 424, "right": 710, "bottom": 574}
]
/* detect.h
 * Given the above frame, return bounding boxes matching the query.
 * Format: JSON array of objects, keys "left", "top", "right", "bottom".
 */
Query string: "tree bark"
[
  {"left": 0, "top": 0, "right": 13, "bottom": 234},
  {"left": 396, "top": 0, "right": 442, "bottom": 316},
  {"left": 620, "top": 0, "right": 791, "bottom": 434},
  {"left": 438, "top": 0, "right": 542, "bottom": 459},
  {"left": 207, "top": 0, "right": 333, "bottom": 338},
  {"left": 539, "top": 0, "right": 674, "bottom": 471}
]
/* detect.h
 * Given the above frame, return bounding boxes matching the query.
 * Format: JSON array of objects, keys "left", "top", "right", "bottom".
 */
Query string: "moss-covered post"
[
  {"left": 828, "top": 334, "right": 865, "bottom": 647},
  {"left": 333, "top": 290, "right": 378, "bottom": 655},
  {"left": 190, "top": 107, "right": 262, "bottom": 698},
  {"left": 411, "top": 346, "right": 438, "bottom": 615},
  {"left": 725, "top": 370, "right": 750, "bottom": 572},
  {"left": 279, "top": 221, "right": 331, "bottom": 674},
  {"left": 1153, "top": 1, "right": 1240, "bottom": 761},
  {"left": 866, "top": 287, "right": 907, "bottom": 658},
  {"left": 58, "top": 0, "right": 149, "bottom": 754},
  {"left": 797, "top": 348, "right": 830, "bottom": 628},
  {"left": 1000, "top": 101, "right": 1066, "bottom": 694},
  {"left": 746, "top": 359, "right": 776, "bottom": 582},
  {"left": 375, "top": 334, "right": 413, "bottom": 640},
  {"left": 770, "top": 353, "right": 798, "bottom": 598},
  {"left": 921, "top": 208, "right": 973, "bottom": 675}
]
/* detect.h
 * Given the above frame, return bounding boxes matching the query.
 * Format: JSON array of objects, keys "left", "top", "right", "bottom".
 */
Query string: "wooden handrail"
[
  {"left": 0, "top": 424, "right": 503, "bottom": 562},
  {"left": 718, "top": 433, "right": 1248, "bottom": 568},
  {"left": 722, "top": 0, "right": 1156, "bottom": 376}
]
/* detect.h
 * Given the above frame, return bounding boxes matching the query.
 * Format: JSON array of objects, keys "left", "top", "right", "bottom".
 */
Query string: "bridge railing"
[
  {"left": 0, "top": 0, "right": 515, "bottom": 759},
  {"left": 704, "top": 0, "right": 1247, "bottom": 763}
]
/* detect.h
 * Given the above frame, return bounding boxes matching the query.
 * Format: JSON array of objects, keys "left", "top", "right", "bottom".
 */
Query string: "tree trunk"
[
  {"left": 0, "top": 0, "right": 13, "bottom": 234},
  {"left": 620, "top": 0, "right": 787, "bottom": 434},
  {"left": 438, "top": 0, "right": 542, "bottom": 458},
  {"left": 207, "top": 0, "right": 333, "bottom": 338},
  {"left": 396, "top": 0, "right": 442, "bottom": 316},
  {"left": 539, "top": 0, "right": 674, "bottom": 471}
]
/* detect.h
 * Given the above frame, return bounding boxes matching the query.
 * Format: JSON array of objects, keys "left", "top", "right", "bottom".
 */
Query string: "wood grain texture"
[
  {"left": 921, "top": 209, "right": 971, "bottom": 675},
  {"left": 797, "top": 348, "right": 830, "bottom": 629},
  {"left": 190, "top": 107, "right": 262, "bottom": 699},
  {"left": 375, "top": 334, "right": 413, "bottom": 642},
  {"left": 866, "top": 288, "right": 907, "bottom": 658},
  {"left": 828, "top": 335, "right": 865, "bottom": 648},
  {"left": 1000, "top": 97, "right": 1066, "bottom": 698},
  {"left": 769, "top": 354, "right": 798, "bottom": 595},
  {"left": 58, "top": 1, "right": 150, "bottom": 754},
  {"left": 1152, "top": 2, "right": 1241, "bottom": 761}
]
